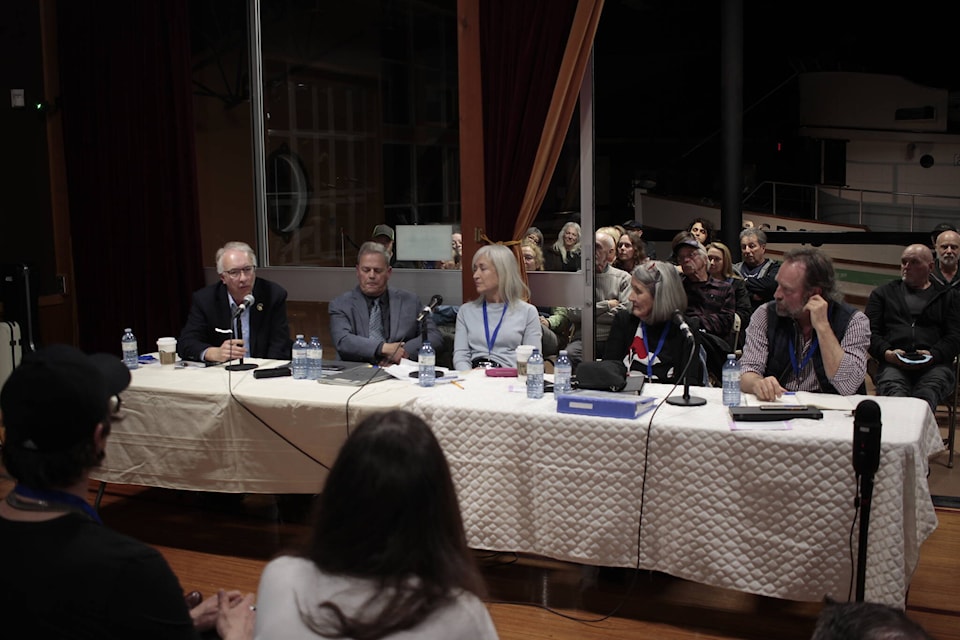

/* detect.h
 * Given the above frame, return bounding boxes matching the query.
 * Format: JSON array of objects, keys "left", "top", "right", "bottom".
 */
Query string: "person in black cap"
[{"left": 0, "top": 345, "right": 255, "bottom": 639}]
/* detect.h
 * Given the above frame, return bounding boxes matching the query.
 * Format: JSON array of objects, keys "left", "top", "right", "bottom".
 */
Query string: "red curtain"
[
  {"left": 57, "top": 0, "right": 203, "bottom": 354},
  {"left": 479, "top": 0, "right": 579, "bottom": 245}
]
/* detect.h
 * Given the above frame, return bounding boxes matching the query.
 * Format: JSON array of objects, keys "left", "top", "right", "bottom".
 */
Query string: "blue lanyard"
[
  {"left": 483, "top": 300, "right": 508, "bottom": 354},
  {"left": 640, "top": 321, "right": 670, "bottom": 379},
  {"left": 13, "top": 485, "right": 102, "bottom": 524},
  {"left": 788, "top": 334, "right": 819, "bottom": 379}
]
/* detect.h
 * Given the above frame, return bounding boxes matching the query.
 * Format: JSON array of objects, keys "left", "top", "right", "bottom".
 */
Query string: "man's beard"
[{"left": 775, "top": 299, "right": 805, "bottom": 319}]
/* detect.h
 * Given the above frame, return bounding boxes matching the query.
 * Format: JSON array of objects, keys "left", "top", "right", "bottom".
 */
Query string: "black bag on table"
[{"left": 574, "top": 360, "right": 627, "bottom": 392}]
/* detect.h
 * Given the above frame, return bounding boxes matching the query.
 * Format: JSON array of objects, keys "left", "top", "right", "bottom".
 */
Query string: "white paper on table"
[
  {"left": 383, "top": 359, "right": 463, "bottom": 384},
  {"left": 744, "top": 391, "right": 855, "bottom": 411},
  {"left": 729, "top": 419, "right": 793, "bottom": 431}
]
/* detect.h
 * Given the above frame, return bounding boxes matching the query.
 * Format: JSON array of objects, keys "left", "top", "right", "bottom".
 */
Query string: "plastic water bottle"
[
  {"left": 554, "top": 349, "right": 572, "bottom": 395},
  {"left": 307, "top": 336, "right": 323, "bottom": 380},
  {"left": 292, "top": 334, "right": 308, "bottom": 379},
  {"left": 722, "top": 353, "right": 741, "bottom": 407},
  {"left": 121, "top": 328, "right": 138, "bottom": 370},
  {"left": 526, "top": 348, "right": 544, "bottom": 399},
  {"left": 418, "top": 341, "right": 436, "bottom": 387}
]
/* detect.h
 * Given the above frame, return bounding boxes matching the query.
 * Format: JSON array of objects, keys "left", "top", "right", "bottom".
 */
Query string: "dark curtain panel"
[
  {"left": 57, "top": 0, "right": 203, "bottom": 354},
  {"left": 480, "top": 0, "right": 578, "bottom": 244}
]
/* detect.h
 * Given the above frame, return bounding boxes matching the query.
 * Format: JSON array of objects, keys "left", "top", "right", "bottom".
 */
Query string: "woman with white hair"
[
  {"left": 603, "top": 260, "right": 704, "bottom": 385},
  {"left": 544, "top": 222, "right": 582, "bottom": 272},
  {"left": 453, "top": 244, "right": 542, "bottom": 370}
]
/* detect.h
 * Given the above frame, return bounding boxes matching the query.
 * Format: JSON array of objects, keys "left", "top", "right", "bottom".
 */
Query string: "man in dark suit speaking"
[
  {"left": 330, "top": 242, "right": 441, "bottom": 365},
  {"left": 178, "top": 241, "right": 292, "bottom": 363}
]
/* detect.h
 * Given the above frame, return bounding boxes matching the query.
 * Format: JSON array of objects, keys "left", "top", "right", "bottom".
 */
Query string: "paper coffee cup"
[
  {"left": 516, "top": 345, "right": 535, "bottom": 376},
  {"left": 157, "top": 337, "right": 177, "bottom": 365}
]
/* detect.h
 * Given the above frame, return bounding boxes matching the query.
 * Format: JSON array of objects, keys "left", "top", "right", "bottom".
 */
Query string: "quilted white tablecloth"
[
  {"left": 410, "top": 374, "right": 943, "bottom": 608},
  {"left": 92, "top": 362, "right": 941, "bottom": 607}
]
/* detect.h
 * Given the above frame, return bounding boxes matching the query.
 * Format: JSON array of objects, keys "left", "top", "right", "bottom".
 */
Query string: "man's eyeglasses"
[{"left": 223, "top": 266, "right": 255, "bottom": 278}]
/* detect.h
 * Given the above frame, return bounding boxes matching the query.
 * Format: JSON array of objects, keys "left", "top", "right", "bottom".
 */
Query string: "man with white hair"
[
  {"left": 555, "top": 231, "right": 631, "bottom": 365},
  {"left": 673, "top": 232, "right": 735, "bottom": 379},
  {"left": 178, "top": 241, "right": 292, "bottom": 363},
  {"left": 932, "top": 229, "right": 960, "bottom": 288}
]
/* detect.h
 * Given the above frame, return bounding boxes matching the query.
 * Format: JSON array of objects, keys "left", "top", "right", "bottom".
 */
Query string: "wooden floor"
[{"left": 37, "top": 481, "right": 956, "bottom": 640}]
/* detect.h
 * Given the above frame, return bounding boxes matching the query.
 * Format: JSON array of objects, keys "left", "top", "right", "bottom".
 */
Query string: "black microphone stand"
[
  {"left": 855, "top": 471, "right": 875, "bottom": 601},
  {"left": 225, "top": 312, "right": 258, "bottom": 372},
  {"left": 665, "top": 333, "right": 706, "bottom": 406}
]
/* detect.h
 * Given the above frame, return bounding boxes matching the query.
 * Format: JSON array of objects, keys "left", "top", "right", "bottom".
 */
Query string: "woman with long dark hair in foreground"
[{"left": 254, "top": 410, "right": 497, "bottom": 639}]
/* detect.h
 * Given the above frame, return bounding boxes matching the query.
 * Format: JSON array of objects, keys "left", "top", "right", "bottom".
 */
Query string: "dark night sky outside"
[{"left": 591, "top": 1, "right": 959, "bottom": 209}]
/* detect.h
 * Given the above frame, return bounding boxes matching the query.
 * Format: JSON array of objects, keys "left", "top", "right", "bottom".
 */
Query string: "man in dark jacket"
[
  {"left": 178, "top": 241, "right": 292, "bottom": 362},
  {"left": 865, "top": 243, "right": 960, "bottom": 413}
]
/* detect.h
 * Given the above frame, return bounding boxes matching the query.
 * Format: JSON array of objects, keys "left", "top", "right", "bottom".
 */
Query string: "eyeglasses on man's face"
[{"left": 223, "top": 266, "right": 255, "bottom": 278}]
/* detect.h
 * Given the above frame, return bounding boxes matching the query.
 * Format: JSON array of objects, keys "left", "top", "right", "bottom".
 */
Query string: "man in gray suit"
[{"left": 330, "top": 242, "right": 442, "bottom": 365}]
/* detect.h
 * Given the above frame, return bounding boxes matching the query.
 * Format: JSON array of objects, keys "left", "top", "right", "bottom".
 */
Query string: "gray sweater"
[{"left": 453, "top": 299, "right": 542, "bottom": 370}]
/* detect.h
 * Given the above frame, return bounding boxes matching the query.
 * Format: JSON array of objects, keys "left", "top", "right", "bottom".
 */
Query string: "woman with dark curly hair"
[{"left": 687, "top": 217, "right": 714, "bottom": 246}]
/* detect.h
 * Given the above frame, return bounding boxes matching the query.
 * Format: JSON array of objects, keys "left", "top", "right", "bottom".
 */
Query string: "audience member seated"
[
  {"left": 672, "top": 233, "right": 735, "bottom": 379},
  {"left": 524, "top": 226, "right": 544, "bottom": 248},
  {"left": 734, "top": 227, "right": 780, "bottom": 310},
  {"left": 603, "top": 261, "right": 704, "bottom": 385},
  {"left": 686, "top": 217, "right": 714, "bottom": 246},
  {"left": 453, "top": 244, "right": 542, "bottom": 370},
  {"left": 706, "top": 241, "right": 752, "bottom": 348},
  {"left": 178, "top": 241, "right": 292, "bottom": 363},
  {"left": 254, "top": 410, "right": 498, "bottom": 640},
  {"left": 810, "top": 600, "right": 933, "bottom": 640},
  {"left": 330, "top": 242, "right": 442, "bottom": 365},
  {"left": 521, "top": 239, "right": 562, "bottom": 356},
  {"left": 440, "top": 227, "right": 463, "bottom": 270},
  {"left": 614, "top": 229, "right": 647, "bottom": 274},
  {"left": 371, "top": 223, "right": 397, "bottom": 266},
  {"left": 865, "top": 243, "right": 960, "bottom": 413},
  {"left": 932, "top": 228, "right": 960, "bottom": 288},
  {"left": 562, "top": 232, "right": 631, "bottom": 366},
  {"left": 0, "top": 345, "right": 256, "bottom": 639},
  {"left": 544, "top": 221, "right": 582, "bottom": 272},
  {"left": 622, "top": 219, "right": 657, "bottom": 259},
  {"left": 929, "top": 221, "right": 957, "bottom": 249},
  {"left": 739, "top": 247, "right": 870, "bottom": 401}
]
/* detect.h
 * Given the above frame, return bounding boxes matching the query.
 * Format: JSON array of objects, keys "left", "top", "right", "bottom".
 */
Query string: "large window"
[{"left": 254, "top": 0, "right": 459, "bottom": 267}]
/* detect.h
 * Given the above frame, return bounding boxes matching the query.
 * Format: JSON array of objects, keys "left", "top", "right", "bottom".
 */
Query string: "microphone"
[
  {"left": 672, "top": 309, "right": 695, "bottom": 342},
  {"left": 232, "top": 294, "right": 255, "bottom": 319},
  {"left": 417, "top": 294, "right": 443, "bottom": 322},
  {"left": 852, "top": 399, "right": 882, "bottom": 476}
]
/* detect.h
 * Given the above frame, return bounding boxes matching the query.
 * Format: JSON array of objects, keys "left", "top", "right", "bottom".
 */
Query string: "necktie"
[{"left": 369, "top": 299, "right": 385, "bottom": 343}]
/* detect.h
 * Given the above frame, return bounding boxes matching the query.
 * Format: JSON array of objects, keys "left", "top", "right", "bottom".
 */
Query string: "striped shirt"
[{"left": 740, "top": 304, "right": 871, "bottom": 395}]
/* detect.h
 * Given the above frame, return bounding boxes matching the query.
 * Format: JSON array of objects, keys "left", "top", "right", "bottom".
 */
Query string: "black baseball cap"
[{"left": 1, "top": 345, "right": 131, "bottom": 452}]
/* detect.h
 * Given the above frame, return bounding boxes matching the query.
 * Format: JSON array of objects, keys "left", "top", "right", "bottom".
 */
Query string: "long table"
[
  {"left": 93, "top": 361, "right": 943, "bottom": 607},
  {"left": 93, "top": 359, "right": 416, "bottom": 493}
]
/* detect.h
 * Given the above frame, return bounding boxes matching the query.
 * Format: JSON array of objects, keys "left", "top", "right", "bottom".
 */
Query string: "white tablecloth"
[
  {"left": 93, "top": 363, "right": 942, "bottom": 607},
  {"left": 409, "top": 374, "right": 943, "bottom": 608},
  {"left": 92, "top": 359, "right": 419, "bottom": 493}
]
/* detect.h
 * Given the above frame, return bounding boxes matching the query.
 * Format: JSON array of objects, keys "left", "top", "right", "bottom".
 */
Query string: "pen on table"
[{"left": 450, "top": 380, "right": 464, "bottom": 390}]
